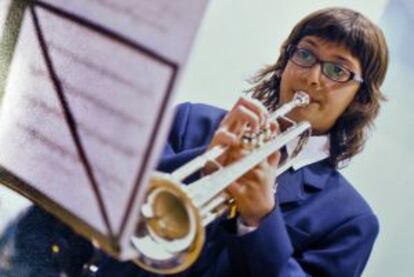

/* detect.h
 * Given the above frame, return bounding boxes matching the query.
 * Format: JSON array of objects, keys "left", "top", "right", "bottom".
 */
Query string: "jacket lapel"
[
  {"left": 302, "top": 161, "right": 332, "bottom": 190},
  {"left": 276, "top": 168, "right": 306, "bottom": 204},
  {"left": 276, "top": 161, "right": 332, "bottom": 205}
]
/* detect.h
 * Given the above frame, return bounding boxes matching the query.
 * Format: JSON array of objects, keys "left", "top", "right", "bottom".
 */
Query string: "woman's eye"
[
  {"left": 334, "top": 65, "right": 345, "bottom": 74},
  {"left": 298, "top": 49, "right": 313, "bottom": 61},
  {"left": 325, "top": 63, "right": 347, "bottom": 79}
]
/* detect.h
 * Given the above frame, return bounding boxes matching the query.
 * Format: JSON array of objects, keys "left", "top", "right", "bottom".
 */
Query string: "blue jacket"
[{"left": 0, "top": 103, "right": 379, "bottom": 277}]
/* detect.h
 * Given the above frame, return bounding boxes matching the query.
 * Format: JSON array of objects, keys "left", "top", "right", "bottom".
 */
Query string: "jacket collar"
[
  {"left": 276, "top": 160, "right": 332, "bottom": 204},
  {"left": 303, "top": 161, "right": 332, "bottom": 190}
]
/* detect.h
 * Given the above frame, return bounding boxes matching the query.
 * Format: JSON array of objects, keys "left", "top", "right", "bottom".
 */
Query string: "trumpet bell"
[{"left": 132, "top": 172, "right": 205, "bottom": 274}]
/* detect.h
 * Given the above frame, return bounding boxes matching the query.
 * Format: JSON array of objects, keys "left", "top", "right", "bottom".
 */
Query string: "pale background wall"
[{"left": 1, "top": 0, "right": 413, "bottom": 276}]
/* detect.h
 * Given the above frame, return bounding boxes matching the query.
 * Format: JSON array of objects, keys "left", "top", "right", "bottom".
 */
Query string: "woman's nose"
[{"left": 302, "top": 63, "right": 323, "bottom": 87}]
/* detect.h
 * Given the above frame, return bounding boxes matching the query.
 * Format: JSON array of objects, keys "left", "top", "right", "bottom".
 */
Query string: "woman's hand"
[
  {"left": 227, "top": 150, "right": 280, "bottom": 227},
  {"left": 204, "top": 95, "right": 281, "bottom": 227}
]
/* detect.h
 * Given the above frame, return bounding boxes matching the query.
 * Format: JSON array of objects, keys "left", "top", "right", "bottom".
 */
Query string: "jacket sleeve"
[
  {"left": 225, "top": 208, "right": 379, "bottom": 277},
  {"left": 157, "top": 102, "right": 226, "bottom": 174},
  {"left": 0, "top": 206, "right": 95, "bottom": 276}
]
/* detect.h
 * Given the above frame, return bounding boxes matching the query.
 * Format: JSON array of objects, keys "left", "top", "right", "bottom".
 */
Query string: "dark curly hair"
[{"left": 248, "top": 7, "right": 389, "bottom": 168}]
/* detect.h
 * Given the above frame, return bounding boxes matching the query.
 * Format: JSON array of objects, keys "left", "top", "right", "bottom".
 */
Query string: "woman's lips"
[{"left": 294, "top": 90, "right": 320, "bottom": 104}]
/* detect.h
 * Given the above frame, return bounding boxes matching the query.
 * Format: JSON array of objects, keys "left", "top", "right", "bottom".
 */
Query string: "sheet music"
[
  {"left": 42, "top": 0, "right": 207, "bottom": 63},
  {"left": 0, "top": 0, "right": 208, "bottom": 259},
  {"left": 0, "top": 0, "right": 12, "bottom": 38}
]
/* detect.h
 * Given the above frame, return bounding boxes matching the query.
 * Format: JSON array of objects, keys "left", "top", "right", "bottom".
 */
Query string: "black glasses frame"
[{"left": 286, "top": 45, "right": 363, "bottom": 84}]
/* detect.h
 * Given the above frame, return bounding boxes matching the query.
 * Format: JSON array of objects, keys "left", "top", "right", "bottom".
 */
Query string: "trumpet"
[{"left": 130, "top": 91, "right": 311, "bottom": 274}]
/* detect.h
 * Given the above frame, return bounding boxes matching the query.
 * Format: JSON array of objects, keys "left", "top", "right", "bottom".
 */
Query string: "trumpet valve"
[{"left": 241, "top": 125, "right": 272, "bottom": 149}]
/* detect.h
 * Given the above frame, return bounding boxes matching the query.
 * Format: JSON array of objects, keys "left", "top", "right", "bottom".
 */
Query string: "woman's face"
[{"left": 279, "top": 35, "right": 362, "bottom": 135}]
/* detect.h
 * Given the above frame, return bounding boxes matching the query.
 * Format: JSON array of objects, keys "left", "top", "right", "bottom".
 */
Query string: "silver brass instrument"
[{"left": 131, "top": 91, "right": 311, "bottom": 274}]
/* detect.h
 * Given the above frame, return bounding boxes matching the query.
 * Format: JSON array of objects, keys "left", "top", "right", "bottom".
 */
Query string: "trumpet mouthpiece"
[{"left": 293, "top": 91, "right": 310, "bottom": 107}]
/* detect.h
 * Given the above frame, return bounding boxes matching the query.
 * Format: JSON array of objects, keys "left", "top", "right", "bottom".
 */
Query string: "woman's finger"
[
  {"left": 227, "top": 181, "right": 246, "bottom": 198},
  {"left": 227, "top": 105, "right": 260, "bottom": 133},
  {"left": 236, "top": 95, "right": 270, "bottom": 126},
  {"left": 210, "top": 127, "right": 240, "bottom": 148},
  {"left": 267, "top": 151, "right": 281, "bottom": 168}
]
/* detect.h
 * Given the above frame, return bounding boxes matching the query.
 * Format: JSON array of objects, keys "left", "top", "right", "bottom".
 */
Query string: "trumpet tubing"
[{"left": 131, "top": 91, "right": 311, "bottom": 274}]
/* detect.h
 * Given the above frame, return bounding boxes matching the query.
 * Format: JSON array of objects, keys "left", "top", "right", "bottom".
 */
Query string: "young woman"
[{"left": 0, "top": 7, "right": 388, "bottom": 277}]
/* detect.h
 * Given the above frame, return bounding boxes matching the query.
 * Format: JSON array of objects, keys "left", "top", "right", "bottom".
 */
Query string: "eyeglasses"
[{"left": 287, "top": 45, "right": 363, "bottom": 84}]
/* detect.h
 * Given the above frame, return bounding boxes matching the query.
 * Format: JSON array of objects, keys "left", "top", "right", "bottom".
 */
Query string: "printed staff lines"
[
  {"left": 30, "top": 65, "right": 144, "bottom": 127},
  {"left": 25, "top": 95, "right": 139, "bottom": 160},
  {"left": 89, "top": 0, "right": 167, "bottom": 33},
  {"left": 17, "top": 122, "right": 79, "bottom": 164},
  {"left": 47, "top": 41, "right": 154, "bottom": 99},
  {"left": 19, "top": 121, "right": 126, "bottom": 191},
  {"left": 30, "top": 1, "right": 178, "bottom": 239}
]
